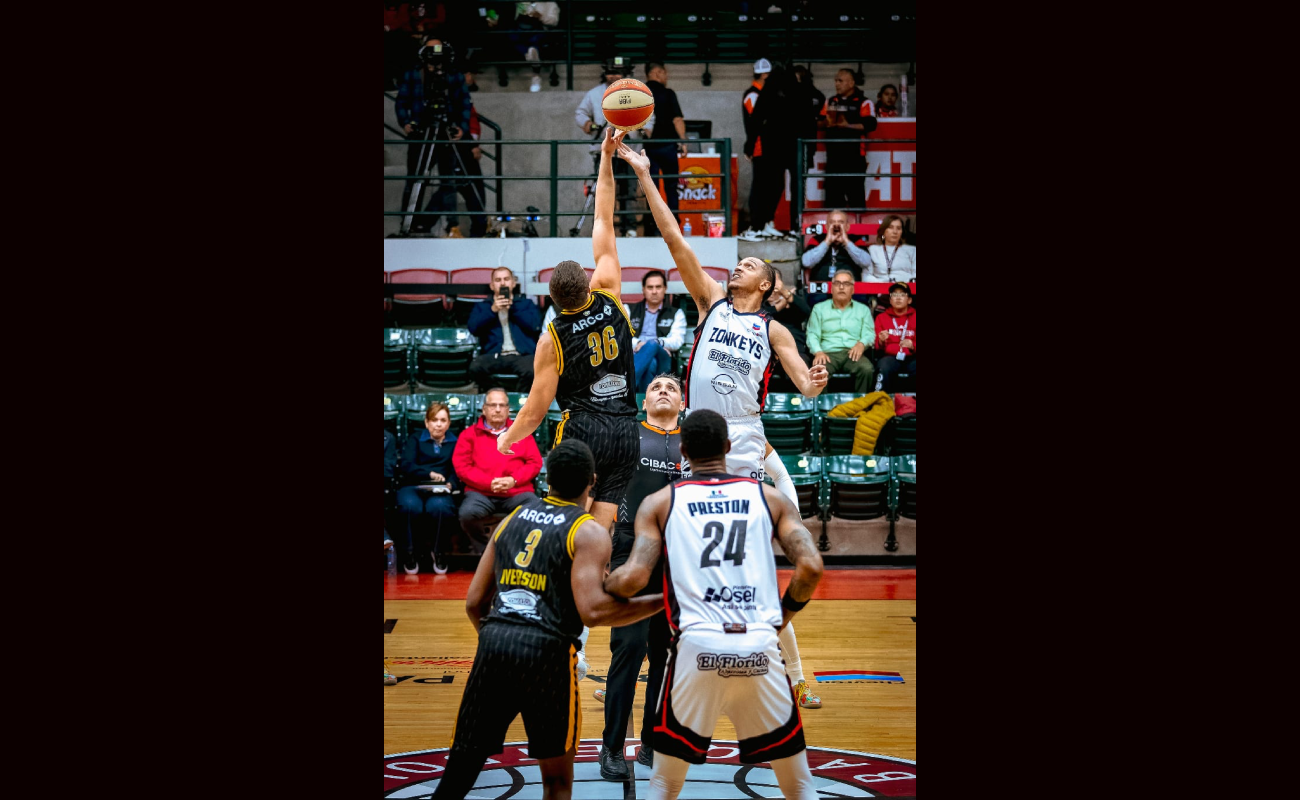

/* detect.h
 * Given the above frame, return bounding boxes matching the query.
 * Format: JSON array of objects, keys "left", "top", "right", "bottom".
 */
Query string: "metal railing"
[
  {"left": 384, "top": 137, "right": 732, "bottom": 237},
  {"left": 384, "top": 93, "right": 503, "bottom": 214},
  {"left": 793, "top": 135, "right": 916, "bottom": 253}
]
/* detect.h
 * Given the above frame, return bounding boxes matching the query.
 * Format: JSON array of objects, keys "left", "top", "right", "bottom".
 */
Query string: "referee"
[
  {"left": 597, "top": 374, "right": 690, "bottom": 781},
  {"left": 431, "top": 440, "right": 664, "bottom": 799}
]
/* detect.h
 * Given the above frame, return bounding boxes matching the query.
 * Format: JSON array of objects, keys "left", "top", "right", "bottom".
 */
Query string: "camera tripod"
[{"left": 400, "top": 116, "right": 487, "bottom": 237}]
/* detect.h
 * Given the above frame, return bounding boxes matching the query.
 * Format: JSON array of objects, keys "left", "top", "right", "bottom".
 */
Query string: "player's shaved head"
[
  {"left": 547, "top": 439, "right": 596, "bottom": 499},
  {"left": 680, "top": 410, "right": 729, "bottom": 461}
]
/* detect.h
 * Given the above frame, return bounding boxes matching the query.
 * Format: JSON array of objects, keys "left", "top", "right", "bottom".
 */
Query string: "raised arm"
[
  {"left": 572, "top": 520, "right": 665, "bottom": 627},
  {"left": 591, "top": 127, "right": 628, "bottom": 295},
  {"left": 769, "top": 320, "right": 828, "bottom": 397},
  {"left": 616, "top": 141, "right": 725, "bottom": 312},
  {"left": 762, "top": 484, "right": 824, "bottom": 630},
  {"left": 497, "top": 328, "right": 559, "bottom": 454},
  {"left": 604, "top": 486, "right": 669, "bottom": 597}
]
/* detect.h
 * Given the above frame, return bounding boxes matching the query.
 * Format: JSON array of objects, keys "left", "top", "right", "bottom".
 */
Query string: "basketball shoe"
[{"left": 793, "top": 680, "right": 821, "bottom": 708}]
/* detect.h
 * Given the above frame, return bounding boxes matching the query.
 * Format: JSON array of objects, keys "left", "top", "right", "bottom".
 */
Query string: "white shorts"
[
  {"left": 651, "top": 625, "right": 805, "bottom": 765},
  {"left": 723, "top": 415, "right": 767, "bottom": 481}
]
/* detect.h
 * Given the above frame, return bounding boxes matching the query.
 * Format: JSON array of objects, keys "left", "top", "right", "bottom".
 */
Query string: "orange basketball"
[{"left": 601, "top": 78, "right": 655, "bottom": 131}]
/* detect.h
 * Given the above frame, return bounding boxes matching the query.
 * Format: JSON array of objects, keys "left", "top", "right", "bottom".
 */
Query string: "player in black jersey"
[
  {"left": 595, "top": 373, "right": 689, "bottom": 780},
  {"left": 432, "top": 440, "right": 664, "bottom": 800},
  {"left": 499, "top": 127, "right": 640, "bottom": 537}
]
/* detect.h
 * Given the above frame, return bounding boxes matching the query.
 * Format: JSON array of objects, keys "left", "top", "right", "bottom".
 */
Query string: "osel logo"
[{"left": 383, "top": 738, "right": 915, "bottom": 797}]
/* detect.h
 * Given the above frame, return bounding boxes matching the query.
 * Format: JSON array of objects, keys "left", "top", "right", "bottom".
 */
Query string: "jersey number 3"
[
  {"left": 700, "top": 520, "right": 747, "bottom": 568},
  {"left": 515, "top": 529, "right": 542, "bottom": 568},
  {"left": 586, "top": 326, "right": 618, "bottom": 367}
]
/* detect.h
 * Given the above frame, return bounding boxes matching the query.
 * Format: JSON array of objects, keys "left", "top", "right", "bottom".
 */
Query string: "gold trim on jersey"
[
  {"left": 491, "top": 506, "right": 524, "bottom": 542},
  {"left": 543, "top": 496, "right": 579, "bottom": 507},
  {"left": 566, "top": 644, "right": 581, "bottom": 750},
  {"left": 560, "top": 292, "right": 596, "bottom": 315},
  {"left": 547, "top": 321, "right": 565, "bottom": 376},
  {"left": 553, "top": 410, "right": 570, "bottom": 448},
  {"left": 565, "top": 513, "right": 593, "bottom": 559},
  {"left": 592, "top": 288, "right": 635, "bottom": 332}
]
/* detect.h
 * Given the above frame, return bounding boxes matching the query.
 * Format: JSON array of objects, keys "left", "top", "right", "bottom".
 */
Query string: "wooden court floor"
[{"left": 384, "top": 569, "right": 916, "bottom": 762}]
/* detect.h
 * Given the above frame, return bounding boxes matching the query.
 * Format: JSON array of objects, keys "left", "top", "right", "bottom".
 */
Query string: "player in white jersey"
[
  {"left": 605, "top": 410, "right": 825, "bottom": 800},
  {"left": 616, "top": 135, "right": 828, "bottom": 709}
]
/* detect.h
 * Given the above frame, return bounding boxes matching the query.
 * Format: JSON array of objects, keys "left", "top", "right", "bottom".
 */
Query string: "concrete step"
[{"left": 738, "top": 237, "right": 801, "bottom": 285}]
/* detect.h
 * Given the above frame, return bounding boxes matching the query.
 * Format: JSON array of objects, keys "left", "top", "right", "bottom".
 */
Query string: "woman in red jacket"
[
  {"left": 451, "top": 388, "right": 543, "bottom": 554},
  {"left": 874, "top": 282, "right": 916, "bottom": 392}
]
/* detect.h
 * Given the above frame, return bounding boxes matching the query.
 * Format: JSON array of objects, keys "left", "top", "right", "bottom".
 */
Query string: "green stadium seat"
[
  {"left": 384, "top": 394, "right": 403, "bottom": 441},
  {"left": 384, "top": 329, "right": 411, "bottom": 390},
  {"left": 404, "top": 392, "right": 476, "bottom": 439},
  {"left": 761, "top": 393, "right": 814, "bottom": 454},
  {"left": 413, "top": 328, "right": 476, "bottom": 390},
  {"left": 816, "top": 392, "right": 859, "bottom": 455},
  {"left": 825, "top": 455, "right": 891, "bottom": 521},
  {"left": 764, "top": 454, "right": 823, "bottom": 519}
]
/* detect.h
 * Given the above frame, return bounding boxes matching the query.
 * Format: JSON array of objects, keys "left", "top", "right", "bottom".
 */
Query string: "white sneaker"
[
  {"left": 526, "top": 46, "right": 540, "bottom": 62},
  {"left": 530, "top": 75, "right": 541, "bottom": 92},
  {"left": 576, "top": 650, "right": 589, "bottom": 681},
  {"left": 737, "top": 228, "right": 765, "bottom": 242},
  {"left": 760, "top": 222, "right": 783, "bottom": 238}
]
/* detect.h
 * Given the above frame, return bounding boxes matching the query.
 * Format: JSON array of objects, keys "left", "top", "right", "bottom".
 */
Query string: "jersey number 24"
[{"left": 701, "top": 520, "right": 747, "bottom": 569}]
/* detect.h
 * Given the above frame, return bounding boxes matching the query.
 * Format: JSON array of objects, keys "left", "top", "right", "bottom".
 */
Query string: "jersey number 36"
[{"left": 586, "top": 326, "right": 619, "bottom": 367}]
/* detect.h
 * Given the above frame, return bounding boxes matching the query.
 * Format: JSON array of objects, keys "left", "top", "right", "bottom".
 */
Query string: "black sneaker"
[
  {"left": 599, "top": 745, "right": 629, "bottom": 781},
  {"left": 432, "top": 551, "right": 449, "bottom": 575},
  {"left": 636, "top": 743, "right": 653, "bottom": 767},
  {"left": 402, "top": 553, "right": 419, "bottom": 575}
]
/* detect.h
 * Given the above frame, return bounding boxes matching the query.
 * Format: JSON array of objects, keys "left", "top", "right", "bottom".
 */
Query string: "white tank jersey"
[
  {"left": 662, "top": 474, "right": 783, "bottom": 635},
  {"left": 684, "top": 298, "right": 775, "bottom": 417}
]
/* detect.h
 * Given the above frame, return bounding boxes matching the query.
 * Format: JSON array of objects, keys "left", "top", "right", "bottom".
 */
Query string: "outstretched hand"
[
  {"left": 616, "top": 139, "right": 650, "bottom": 174},
  {"left": 496, "top": 435, "right": 515, "bottom": 456},
  {"left": 600, "top": 126, "right": 627, "bottom": 157}
]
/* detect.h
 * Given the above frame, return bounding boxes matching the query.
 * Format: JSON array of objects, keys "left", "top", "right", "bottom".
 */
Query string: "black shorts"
[
  {"left": 553, "top": 412, "right": 638, "bottom": 505},
  {"left": 449, "top": 621, "right": 583, "bottom": 760}
]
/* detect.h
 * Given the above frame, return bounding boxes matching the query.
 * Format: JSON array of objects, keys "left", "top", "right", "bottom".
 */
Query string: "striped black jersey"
[
  {"left": 546, "top": 288, "right": 638, "bottom": 417},
  {"left": 484, "top": 495, "right": 594, "bottom": 646},
  {"left": 614, "top": 420, "right": 691, "bottom": 535}
]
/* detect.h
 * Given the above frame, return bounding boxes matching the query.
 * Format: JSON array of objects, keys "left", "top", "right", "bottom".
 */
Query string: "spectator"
[
  {"left": 820, "top": 69, "right": 877, "bottom": 211},
  {"left": 873, "top": 282, "right": 915, "bottom": 392},
  {"left": 395, "top": 35, "right": 486, "bottom": 237},
  {"left": 801, "top": 209, "right": 872, "bottom": 307},
  {"left": 452, "top": 387, "right": 543, "bottom": 554},
  {"left": 508, "top": 2, "right": 560, "bottom": 92},
  {"left": 576, "top": 58, "right": 655, "bottom": 236},
  {"left": 467, "top": 267, "right": 542, "bottom": 391},
  {"left": 397, "top": 402, "right": 461, "bottom": 574},
  {"left": 807, "top": 268, "right": 876, "bottom": 395},
  {"left": 876, "top": 83, "right": 900, "bottom": 118},
  {"left": 641, "top": 63, "right": 687, "bottom": 237},
  {"left": 625, "top": 270, "right": 687, "bottom": 394},
  {"left": 865, "top": 214, "right": 916, "bottom": 283},
  {"left": 740, "top": 59, "right": 800, "bottom": 241},
  {"left": 792, "top": 64, "right": 826, "bottom": 174},
  {"left": 762, "top": 271, "right": 812, "bottom": 368}
]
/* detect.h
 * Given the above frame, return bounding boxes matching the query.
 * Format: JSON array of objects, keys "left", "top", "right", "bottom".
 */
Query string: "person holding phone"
[{"left": 467, "top": 267, "right": 542, "bottom": 391}]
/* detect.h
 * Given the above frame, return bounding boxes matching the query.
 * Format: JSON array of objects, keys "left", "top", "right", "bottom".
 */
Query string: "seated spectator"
[
  {"left": 397, "top": 402, "right": 461, "bottom": 574},
  {"left": 762, "top": 271, "right": 812, "bottom": 368},
  {"left": 807, "top": 268, "right": 876, "bottom": 395},
  {"left": 801, "top": 209, "right": 872, "bottom": 306},
  {"left": 865, "top": 215, "right": 916, "bottom": 284},
  {"left": 626, "top": 270, "right": 686, "bottom": 393},
  {"left": 508, "top": 2, "right": 560, "bottom": 93},
  {"left": 452, "top": 387, "right": 543, "bottom": 554},
  {"left": 873, "top": 282, "right": 916, "bottom": 392},
  {"left": 467, "top": 267, "right": 542, "bottom": 391}
]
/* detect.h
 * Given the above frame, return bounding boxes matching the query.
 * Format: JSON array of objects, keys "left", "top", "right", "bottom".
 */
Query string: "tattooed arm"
[{"left": 603, "top": 485, "right": 669, "bottom": 598}]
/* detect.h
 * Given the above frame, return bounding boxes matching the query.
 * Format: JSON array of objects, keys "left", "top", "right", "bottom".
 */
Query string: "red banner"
[{"left": 793, "top": 117, "right": 916, "bottom": 231}]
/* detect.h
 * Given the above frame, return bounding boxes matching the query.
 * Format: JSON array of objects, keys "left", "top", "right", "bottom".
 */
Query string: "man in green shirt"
[{"left": 807, "top": 268, "right": 876, "bottom": 394}]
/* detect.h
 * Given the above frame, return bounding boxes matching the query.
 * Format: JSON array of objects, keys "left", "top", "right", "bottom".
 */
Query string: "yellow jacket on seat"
[{"left": 827, "top": 392, "right": 896, "bottom": 455}]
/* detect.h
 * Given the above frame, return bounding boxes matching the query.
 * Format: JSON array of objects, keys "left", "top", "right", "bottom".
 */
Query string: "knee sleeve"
[
  {"left": 647, "top": 752, "right": 691, "bottom": 800},
  {"left": 768, "top": 752, "right": 819, "bottom": 800},
  {"left": 763, "top": 451, "right": 800, "bottom": 511}
]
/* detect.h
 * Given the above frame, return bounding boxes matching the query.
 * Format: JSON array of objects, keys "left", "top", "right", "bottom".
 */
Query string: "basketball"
[{"left": 601, "top": 78, "right": 655, "bottom": 131}]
